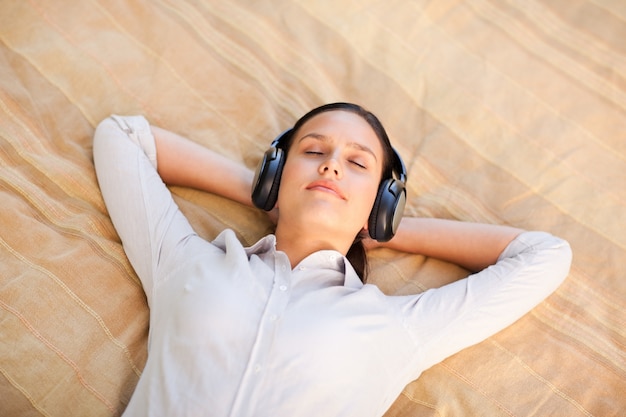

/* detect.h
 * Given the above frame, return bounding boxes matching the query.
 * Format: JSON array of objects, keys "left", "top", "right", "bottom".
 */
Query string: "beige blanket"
[{"left": 1, "top": 0, "right": 624, "bottom": 415}]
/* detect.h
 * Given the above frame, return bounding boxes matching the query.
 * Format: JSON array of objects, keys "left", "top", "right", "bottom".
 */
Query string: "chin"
[
  {"left": 305, "top": 215, "right": 361, "bottom": 239},
  {"left": 282, "top": 200, "right": 367, "bottom": 238}
]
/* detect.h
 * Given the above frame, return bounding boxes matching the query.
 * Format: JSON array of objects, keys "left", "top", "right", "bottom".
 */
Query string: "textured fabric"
[
  {"left": 93, "top": 115, "right": 569, "bottom": 417},
  {"left": 0, "top": 0, "right": 624, "bottom": 416}
]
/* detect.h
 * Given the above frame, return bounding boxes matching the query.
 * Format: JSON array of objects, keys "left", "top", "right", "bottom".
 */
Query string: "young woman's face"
[{"left": 276, "top": 110, "right": 384, "bottom": 246}]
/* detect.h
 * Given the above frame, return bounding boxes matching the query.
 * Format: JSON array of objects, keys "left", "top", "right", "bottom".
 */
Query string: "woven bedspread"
[{"left": 0, "top": 1, "right": 624, "bottom": 415}]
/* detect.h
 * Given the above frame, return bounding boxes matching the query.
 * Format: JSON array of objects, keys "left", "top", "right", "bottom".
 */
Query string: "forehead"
[{"left": 294, "top": 110, "right": 384, "bottom": 156}]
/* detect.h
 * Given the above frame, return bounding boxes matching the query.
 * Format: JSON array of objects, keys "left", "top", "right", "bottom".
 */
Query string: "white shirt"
[{"left": 93, "top": 115, "right": 572, "bottom": 417}]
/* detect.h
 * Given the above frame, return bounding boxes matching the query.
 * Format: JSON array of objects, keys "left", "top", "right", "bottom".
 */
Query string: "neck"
[{"left": 274, "top": 222, "right": 351, "bottom": 268}]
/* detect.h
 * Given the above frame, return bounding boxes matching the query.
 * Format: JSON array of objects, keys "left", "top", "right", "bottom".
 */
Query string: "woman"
[{"left": 93, "top": 103, "right": 571, "bottom": 417}]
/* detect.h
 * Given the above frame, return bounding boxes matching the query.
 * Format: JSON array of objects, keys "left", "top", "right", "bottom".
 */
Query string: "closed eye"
[{"left": 350, "top": 160, "right": 367, "bottom": 169}]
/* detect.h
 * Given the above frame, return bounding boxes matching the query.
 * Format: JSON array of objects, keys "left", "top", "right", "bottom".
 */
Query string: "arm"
[
  {"left": 149, "top": 124, "right": 520, "bottom": 271},
  {"left": 368, "top": 217, "right": 524, "bottom": 272},
  {"left": 94, "top": 116, "right": 198, "bottom": 304},
  {"left": 150, "top": 125, "right": 255, "bottom": 207},
  {"left": 398, "top": 230, "right": 572, "bottom": 373}
]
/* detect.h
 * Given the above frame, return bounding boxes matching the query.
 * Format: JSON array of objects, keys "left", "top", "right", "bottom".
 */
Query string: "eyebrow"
[{"left": 298, "top": 133, "right": 378, "bottom": 162}]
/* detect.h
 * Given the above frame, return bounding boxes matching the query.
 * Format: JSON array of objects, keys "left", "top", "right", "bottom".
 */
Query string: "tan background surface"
[{"left": 0, "top": 0, "right": 624, "bottom": 415}]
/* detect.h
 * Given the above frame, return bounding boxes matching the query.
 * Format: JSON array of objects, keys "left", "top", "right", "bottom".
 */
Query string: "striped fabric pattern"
[{"left": 0, "top": 0, "right": 624, "bottom": 415}]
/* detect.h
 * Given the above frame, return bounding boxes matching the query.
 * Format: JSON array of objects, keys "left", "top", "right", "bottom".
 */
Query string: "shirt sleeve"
[
  {"left": 395, "top": 231, "right": 572, "bottom": 375},
  {"left": 93, "top": 115, "right": 196, "bottom": 307}
]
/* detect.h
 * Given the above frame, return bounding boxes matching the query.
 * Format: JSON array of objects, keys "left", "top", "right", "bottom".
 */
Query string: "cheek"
[
  {"left": 356, "top": 179, "right": 381, "bottom": 215},
  {"left": 275, "top": 159, "right": 301, "bottom": 205}
]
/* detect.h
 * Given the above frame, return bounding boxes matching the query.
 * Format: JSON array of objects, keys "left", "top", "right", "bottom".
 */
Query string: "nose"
[{"left": 318, "top": 157, "right": 343, "bottom": 179}]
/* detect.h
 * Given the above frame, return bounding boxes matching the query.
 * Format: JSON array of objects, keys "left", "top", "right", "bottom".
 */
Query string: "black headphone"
[{"left": 251, "top": 129, "right": 407, "bottom": 242}]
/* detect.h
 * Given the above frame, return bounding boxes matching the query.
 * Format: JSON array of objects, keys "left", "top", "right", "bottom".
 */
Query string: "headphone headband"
[
  {"left": 270, "top": 128, "right": 292, "bottom": 148},
  {"left": 390, "top": 147, "right": 407, "bottom": 184}
]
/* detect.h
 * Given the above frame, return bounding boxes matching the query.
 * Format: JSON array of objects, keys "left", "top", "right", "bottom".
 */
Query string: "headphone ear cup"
[
  {"left": 368, "top": 178, "right": 406, "bottom": 242},
  {"left": 251, "top": 146, "right": 285, "bottom": 211}
]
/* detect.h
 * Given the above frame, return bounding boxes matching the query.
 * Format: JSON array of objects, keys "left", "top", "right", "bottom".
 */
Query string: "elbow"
[
  {"left": 512, "top": 231, "right": 573, "bottom": 291},
  {"left": 92, "top": 117, "right": 115, "bottom": 169},
  {"left": 553, "top": 236, "right": 573, "bottom": 286},
  {"left": 534, "top": 233, "right": 572, "bottom": 291}
]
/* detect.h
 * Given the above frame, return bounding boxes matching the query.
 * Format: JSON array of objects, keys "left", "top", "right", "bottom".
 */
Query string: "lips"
[{"left": 305, "top": 180, "right": 347, "bottom": 200}]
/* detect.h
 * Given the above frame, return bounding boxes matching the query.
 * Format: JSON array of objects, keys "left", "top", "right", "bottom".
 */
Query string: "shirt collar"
[
  {"left": 247, "top": 234, "right": 364, "bottom": 289},
  {"left": 245, "top": 234, "right": 277, "bottom": 255},
  {"left": 295, "top": 250, "right": 364, "bottom": 289}
]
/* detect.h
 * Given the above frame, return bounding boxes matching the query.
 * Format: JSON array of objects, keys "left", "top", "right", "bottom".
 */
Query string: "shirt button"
[
  {"left": 269, "top": 314, "right": 278, "bottom": 321},
  {"left": 254, "top": 365, "right": 261, "bottom": 373},
  {"left": 279, "top": 285, "right": 287, "bottom": 291}
]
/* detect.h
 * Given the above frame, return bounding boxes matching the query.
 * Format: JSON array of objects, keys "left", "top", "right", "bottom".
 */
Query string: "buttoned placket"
[{"left": 228, "top": 250, "right": 293, "bottom": 417}]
